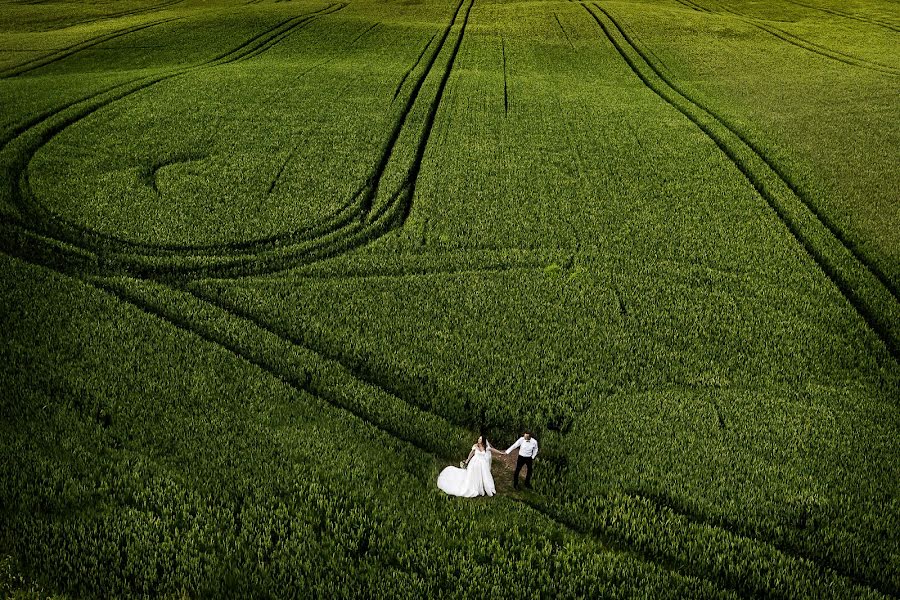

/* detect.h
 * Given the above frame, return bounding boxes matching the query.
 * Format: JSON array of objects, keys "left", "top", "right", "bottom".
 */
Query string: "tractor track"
[
  {"left": 1, "top": 1, "right": 897, "bottom": 592},
  {"left": 671, "top": 0, "right": 898, "bottom": 76},
  {"left": 266, "top": 20, "right": 385, "bottom": 197},
  {"left": 554, "top": 12, "right": 575, "bottom": 49},
  {"left": 390, "top": 0, "right": 475, "bottom": 227},
  {"left": 50, "top": 0, "right": 187, "bottom": 32},
  {"left": 782, "top": 0, "right": 900, "bottom": 33},
  {"left": 184, "top": 282, "right": 480, "bottom": 430},
  {"left": 597, "top": 1, "right": 900, "bottom": 303},
  {"left": 581, "top": 2, "right": 899, "bottom": 360},
  {"left": 699, "top": 0, "right": 900, "bottom": 77},
  {"left": 672, "top": 0, "right": 711, "bottom": 13},
  {"left": 208, "top": 3, "right": 346, "bottom": 63},
  {"left": 0, "top": 0, "right": 476, "bottom": 280},
  {"left": 3, "top": 5, "right": 352, "bottom": 253},
  {"left": 624, "top": 485, "right": 898, "bottom": 597},
  {"left": 72, "top": 269, "right": 739, "bottom": 598},
  {"left": 501, "top": 36, "right": 509, "bottom": 114},
  {"left": 392, "top": 34, "right": 435, "bottom": 103},
  {"left": 741, "top": 16, "right": 900, "bottom": 76},
  {"left": 142, "top": 153, "right": 205, "bottom": 193},
  {"left": 0, "top": 16, "right": 182, "bottom": 78},
  {"left": 20, "top": 259, "right": 876, "bottom": 599},
  {"left": 358, "top": 0, "right": 469, "bottom": 218},
  {"left": 576, "top": 5, "right": 899, "bottom": 590},
  {"left": 347, "top": 21, "right": 380, "bottom": 46}
]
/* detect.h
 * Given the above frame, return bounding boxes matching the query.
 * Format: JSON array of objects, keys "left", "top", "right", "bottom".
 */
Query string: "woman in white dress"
[{"left": 437, "top": 435, "right": 499, "bottom": 497}]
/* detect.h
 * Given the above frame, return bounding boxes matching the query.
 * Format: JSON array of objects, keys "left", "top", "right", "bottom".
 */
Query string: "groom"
[{"left": 505, "top": 431, "right": 538, "bottom": 490}]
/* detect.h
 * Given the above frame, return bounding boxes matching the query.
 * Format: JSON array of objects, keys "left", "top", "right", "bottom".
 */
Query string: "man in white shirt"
[{"left": 505, "top": 431, "right": 538, "bottom": 490}]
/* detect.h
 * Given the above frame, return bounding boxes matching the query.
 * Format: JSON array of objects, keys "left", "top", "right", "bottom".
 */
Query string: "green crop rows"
[{"left": 1, "top": 0, "right": 897, "bottom": 596}]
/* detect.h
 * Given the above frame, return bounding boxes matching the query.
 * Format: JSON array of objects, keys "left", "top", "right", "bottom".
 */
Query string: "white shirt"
[{"left": 505, "top": 437, "right": 538, "bottom": 458}]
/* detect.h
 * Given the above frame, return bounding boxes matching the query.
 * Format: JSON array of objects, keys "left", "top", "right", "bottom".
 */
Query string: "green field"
[{"left": 1, "top": 0, "right": 898, "bottom": 596}]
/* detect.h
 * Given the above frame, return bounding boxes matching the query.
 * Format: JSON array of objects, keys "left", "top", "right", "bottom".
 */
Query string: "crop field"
[{"left": 0, "top": 0, "right": 898, "bottom": 596}]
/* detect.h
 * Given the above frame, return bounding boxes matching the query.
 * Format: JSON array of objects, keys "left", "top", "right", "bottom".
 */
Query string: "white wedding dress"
[{"left": 437, "top": 444, "right": 496, "bottom": 497}]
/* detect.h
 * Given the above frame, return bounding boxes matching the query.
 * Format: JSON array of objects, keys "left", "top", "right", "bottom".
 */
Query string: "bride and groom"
[{"left": 437, "top": 432, "right": 539, "bottom": 497}]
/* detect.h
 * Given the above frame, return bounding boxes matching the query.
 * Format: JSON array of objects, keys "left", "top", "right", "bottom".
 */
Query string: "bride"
[{"left": 437, "top": 435, "right": 499, "bottom": 497}]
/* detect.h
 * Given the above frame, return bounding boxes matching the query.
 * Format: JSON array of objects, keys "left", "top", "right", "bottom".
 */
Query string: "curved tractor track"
[
  {"left": 17, "top": 0, "right": 189, "bottom": 36},
  {"left": 0, "top": 0, "right": 479, "bottom": 281},
  {"left": 0, "top": 16, "right": 183, "bottom": 79},
  {"left": 73, "top": 256, "right": 891, "bottom": 599},
  {"left": 782, "top": 0, "right": 900, "bottom": 33},
  {"left": 64, "top": 0, "right": 188, "bottom": 30},
  {"left": 700, "top": 0, "right": 900, "bottom": 77},
  {"left": 577, "top": 1, "right": 899, "bottom": 360}
]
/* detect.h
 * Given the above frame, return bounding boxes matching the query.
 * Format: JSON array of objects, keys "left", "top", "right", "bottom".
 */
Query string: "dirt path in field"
[{"left": 491, "top": 449, "right": 521, "bottom": 495}]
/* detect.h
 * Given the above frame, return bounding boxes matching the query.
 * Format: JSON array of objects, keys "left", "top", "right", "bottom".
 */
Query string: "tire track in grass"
[
  {"left": 157, "top": 251, "right": 899, "bottom": 598},
  {"left": 610, "top": 1, "right": 900, "bottom": 304},
  {"left": 141, "top": 153, "right": 206, "bottom": 193},
  {"left": 7, "top": 0, "right": 480, "bottom": 278},
  {"left": 358, "top": 0, "right": 470, "bottom": 218},
  {"left": 501, "top": 36, "right": 509, "bottom": 114},
  {"left": 0, "top": 2, "right": 345, "bottom": 153},
  {"left": 184, "top": 281, "right": 478, "bottom": 429},
  {"left": 347, "top": 21, "right": 381, "bottom": 47},
  {"left": 554, "top": 12, "right": 575, "bottom": 49},
  {"left": 0, "top": 76, "right": 148, "bottom": 159},
  {"left": 233, "top": 7, "right": 357, "bottom": 63},
  {"left": 742, "top": 17, "right": 900, "bottom": 76},
  {"left": 52, "top": 0, "right": 187, "bottom": 32},
  {"left": 87, "top": 275, "right": 472, "bottom": 458},
  {"left": 672, "top": 0, "right": 712, "bottom": 13},
  {"left": 66, "top": 270, "right": 736, "bottom": 598},
  {"left": 208, "top": 3, "right": 345, "bottom": 63},
  {"left": 1, "top": 5, "right": 351, "bottom": 253},
  {"left": 270, "top": 260, "right": 548, "bottom": 281},
  {"left": 242, "top": 0, "right": 471, "bottom": 264},
  {"left": 69, "top": 265, "right": 886, "bottom": 599},
  {"left": 584, "top": 2, "right": 899, "bottom": 360},
  {"left": 392, "top": 34, "right": 435, "bottom": 103},
  {"left": 582, "top": 3, "right": 899, "bottom": 594},
  {"left": 388, "top": 0, "right": 476, "bottom": 228},
  {"left": 782, "top": 0, "right": 900, "bottom": 33},
  {"left": 6, "top": 18, "right": 886, "bottom": 597},
  {"left": 0, "top": 225, "right": 877, "bottom": 598},
  {"left": 0, "top": 17, "right": 182, "bottom": 78},
  {"left": 703, "top": 0, "right": 900, "bottom": 77},
  {"left": 620, "top": 483, "right": 900, "bottom": 598},
  {"left": 4, "top": 0, "right": 472, "bottom": 279},
  {"left": 198, "top": 0, "right": 476, "bottom": 274}
]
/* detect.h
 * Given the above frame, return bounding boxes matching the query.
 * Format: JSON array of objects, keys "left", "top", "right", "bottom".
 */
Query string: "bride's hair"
[{"left": 478, "top": 434, "right": 489, "bottom": 449}]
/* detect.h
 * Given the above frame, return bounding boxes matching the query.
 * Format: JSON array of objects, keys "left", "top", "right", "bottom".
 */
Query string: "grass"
[{"left": 0, "top": 0, "right": 898, "bottom": 596}]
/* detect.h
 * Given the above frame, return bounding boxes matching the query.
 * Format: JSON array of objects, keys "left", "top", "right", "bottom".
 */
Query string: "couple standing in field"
[{"left": 437, "top": 432, "right": 538, "bottom": 497}]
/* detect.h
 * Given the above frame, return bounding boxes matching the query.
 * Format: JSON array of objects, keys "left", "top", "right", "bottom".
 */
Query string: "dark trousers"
[{"left": 514, "top": 455, "right": 534, "bottom": 488}]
